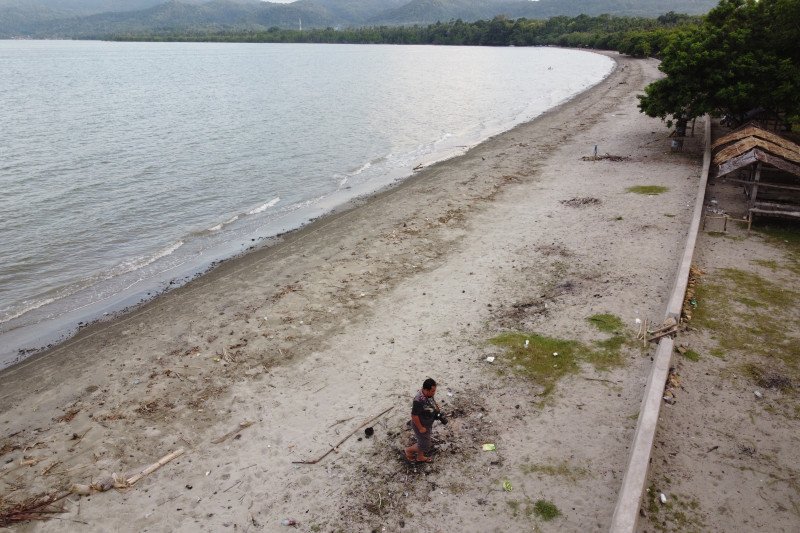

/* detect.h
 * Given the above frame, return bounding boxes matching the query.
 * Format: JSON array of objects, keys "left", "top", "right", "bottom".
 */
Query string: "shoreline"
[
  {"left": 0, "top": 48, "right": 614, "bottom": 371},
  {"left": 1, "top": 51, "right": 709, "bottom": 531}
]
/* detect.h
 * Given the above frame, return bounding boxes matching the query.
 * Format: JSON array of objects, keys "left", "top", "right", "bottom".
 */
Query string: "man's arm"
[{"left": 411, "top": 414, "right": 426, "bottom": 433}]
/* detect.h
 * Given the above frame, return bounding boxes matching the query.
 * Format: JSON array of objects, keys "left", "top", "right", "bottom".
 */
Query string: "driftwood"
[
  {"left": 292, "top": 406, "right": 395, "bottom": 465},
  {"left": 211, "top": 421, "right": 254, "bottom": 444},
  {"left": 648, "top": 326, "right": 678, "bottom": 343},
  {"left": 71, "top": 447, "right": 185, "bottom": 496}
]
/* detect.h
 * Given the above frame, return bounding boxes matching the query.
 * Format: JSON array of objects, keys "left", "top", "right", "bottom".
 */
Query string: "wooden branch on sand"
[
  {"left": 292, "top": 406, "right": 395, "bottom": 465},
  {"left": 71, "top": 448, "right": 185, "bottom": 496},
  {"left": 211, "top": 421, "right": 254, "bottom": 444},
  {"left": 125, "top": 448, "right": 185, "bottom": 486}
]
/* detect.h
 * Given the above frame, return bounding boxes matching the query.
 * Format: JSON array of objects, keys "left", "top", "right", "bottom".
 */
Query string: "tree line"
[{"left": 107, "top": 11, "right": 700, "bottom": 59}]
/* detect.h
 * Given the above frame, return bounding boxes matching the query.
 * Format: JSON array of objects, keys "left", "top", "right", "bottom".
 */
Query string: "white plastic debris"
[
  {"left": 524, "top": 340, "right": 529, "bottom": 348},
  {"left": 754, "top": 390, "right": 763, "bottom": 399},
  {"left": 660, "top": 493, "right": 667, "bottom": 504},
  {"left": 486, "top": 356, "right": 495, "bottom": 363},
  {"left": 552, "top": 352, "right": 558, "bottom": 357},
  {"left": 635, "top": 318, "right": 642, "bottom": 325}
]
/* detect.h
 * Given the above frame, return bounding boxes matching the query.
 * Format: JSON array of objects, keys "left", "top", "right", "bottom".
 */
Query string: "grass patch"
[
  {"left": 490, "top": 333, "right": 584, "bottom": 397},
  {"left": 490, "top": 327, "right": 626, "bottom": 397},
  {"left": 710, "top": 348, "right": 726, "bottom": 358},
  {"left": 690, "top": 267, "right": 800, "bottom": 406},
  {"left": 587, "top": 313, "right": 624, "bottom": 333},
  {"left": 627, "top": 185, "right": 668, "bottom": 195},
  {"left": 533, "top": 499, "right": 561, "bottom": 521},
  {"left": 692, "top": 270, "right": 799, "bottom": 362},
  {"left": 753, "top": 221, "right": 800, "bottom": 275},
  {"left": 681, "top": 349, "right": 701, "bottom": 362},
  {"left": 753, "top": 259, "right": 779, "bottom": 271}
]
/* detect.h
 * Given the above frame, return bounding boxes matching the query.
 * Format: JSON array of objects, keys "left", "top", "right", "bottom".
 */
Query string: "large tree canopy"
[{"left": 638, "top": 0, "right": 800, "bottom": 127}]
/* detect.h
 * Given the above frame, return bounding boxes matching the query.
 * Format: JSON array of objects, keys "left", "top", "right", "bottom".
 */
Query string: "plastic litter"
[
  {"left": 482, "top": 443, "right": 496, "bottom": 451},
  {"left": 281, "top": 518, "right": 297, "bottom": 526},
  {"left": 486, "top": 356, "right": 495, "bottom": 363},
  {"left": 659, "top": 493, "right": 667, "bottom": 504},
  {"left": 754, "top": 390, "right": 763, "bottom": 399}
]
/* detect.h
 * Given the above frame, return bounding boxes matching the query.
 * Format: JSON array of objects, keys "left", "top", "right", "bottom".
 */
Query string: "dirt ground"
[
  {"left": 1, "top": 53, "right": 716, "bottom": 532},
  {"left": 639, "top": 134, "right": 800, "bottom": 533}
]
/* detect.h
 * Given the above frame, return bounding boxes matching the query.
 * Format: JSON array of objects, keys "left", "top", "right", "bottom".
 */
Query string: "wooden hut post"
[{"left": 748, "top": 162, "right": 763, "bottom": 231}]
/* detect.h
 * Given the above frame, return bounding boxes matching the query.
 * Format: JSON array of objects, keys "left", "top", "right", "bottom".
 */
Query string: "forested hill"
[{"left": 1, "top": 0, "right": 719, "bottom": 38}]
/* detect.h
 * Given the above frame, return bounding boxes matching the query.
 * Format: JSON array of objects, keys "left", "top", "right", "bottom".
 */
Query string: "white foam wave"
[
  {"left": 1, "top": 240, "right": 186, "bottom": 325},
  {"left": 114, "top": 240, "right": 184, "bottom": 276},
  {"left": 248, "top": 197, "right": 280, "bottom": 215},
  {"left": 350, "top": 161, "right": 371, "bottom": 176},
  {"left": 208, "top": 223, "right": 223, "bottom": 232}
]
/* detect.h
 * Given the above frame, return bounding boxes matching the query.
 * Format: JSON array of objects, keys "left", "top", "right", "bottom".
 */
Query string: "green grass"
[
  {"left": 681, "top": 349, "right": 701, "bottom": 362},
  {"left": 693, "top": 269, "right": 799, "bottom": 360},
  {"left": 753, "top": 259, "right": 779, "bottom": 271},
  {"left": 690, "top": 267, "right": 800, "bottom": 409},
  {"left": 587, "top": 313, "right": 624, "bottom": 333},
  {"left": 490, "top": 314, "right": 629, "bottom": 397},
  {"left": 627, "top": 185, "right": 668, "bottom": 195},
  {"left": 753, "top": 222, "right": 800, "bottom": 275},
  {"left": 533, "top": 499, "right": 561, "bottom": 521}
]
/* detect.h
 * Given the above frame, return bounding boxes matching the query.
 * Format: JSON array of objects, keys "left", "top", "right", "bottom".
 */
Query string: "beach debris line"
[
  {"left": 292, "top": 406, "right": 394, "bottom": 465},
  {"left": 581, "top": 153, "right": 631, "bottom": 162}
]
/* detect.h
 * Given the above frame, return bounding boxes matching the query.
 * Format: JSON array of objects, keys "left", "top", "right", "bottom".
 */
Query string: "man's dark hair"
[{"left": 422, "top": 378, "right": 437, "bottom": 390}]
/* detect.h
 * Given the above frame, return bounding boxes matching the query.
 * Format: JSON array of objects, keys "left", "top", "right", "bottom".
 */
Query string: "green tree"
[{"left": 638, "top": 0, "right": 800, "bottom": 127}]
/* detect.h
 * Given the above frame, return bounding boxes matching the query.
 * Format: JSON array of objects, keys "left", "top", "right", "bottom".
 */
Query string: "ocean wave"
[
  {"left": 248, "top": 197, "right": 280, "bottom": 215},
  {"left": 0, "top": 295, "right": 59, "bottom": 324},
  {"left": 0, "top": 240, "right": 185, "bottom": 325}
]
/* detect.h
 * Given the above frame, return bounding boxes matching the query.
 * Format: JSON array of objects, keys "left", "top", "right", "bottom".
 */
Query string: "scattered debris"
[
  {"left": 581, "top": 154, "right": 630, "bottom": 162},
  {"left": 663, "top": 367, "right": 680, "bottom": 405},
  {"left": 293, "top": 406, "right": 394, "bottom": 465},
  {"left": 561, "top": 197, "right": 601, "bottom": 208},
  {"left": 0, "top": 492, "right": 71, "bottom": 526},
  {"left": 482, "top": 444, "right": 496, "bottom": 451}
]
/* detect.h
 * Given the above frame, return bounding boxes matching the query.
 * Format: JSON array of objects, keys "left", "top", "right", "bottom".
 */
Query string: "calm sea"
[{"left": 0, "top": 41, "right": 612, "bottom": 368}]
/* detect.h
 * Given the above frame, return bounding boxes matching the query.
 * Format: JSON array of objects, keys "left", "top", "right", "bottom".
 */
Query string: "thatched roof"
[{"left": 712, "top": 123, "right": 800, "bottom": 178}]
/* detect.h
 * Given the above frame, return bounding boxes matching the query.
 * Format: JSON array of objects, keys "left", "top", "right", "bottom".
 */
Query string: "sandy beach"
[{"left": 2, "top": 52, "right": 713, "bottom": 532}]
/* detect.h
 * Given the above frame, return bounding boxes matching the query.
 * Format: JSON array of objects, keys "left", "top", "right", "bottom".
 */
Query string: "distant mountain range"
[{"left": 0, "top": 0, "right": 719, "bottom": 38}]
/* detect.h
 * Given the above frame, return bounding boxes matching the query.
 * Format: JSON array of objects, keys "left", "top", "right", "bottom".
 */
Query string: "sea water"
[{"left": 0, "top": 41, "right": 613, "bottom": 368}]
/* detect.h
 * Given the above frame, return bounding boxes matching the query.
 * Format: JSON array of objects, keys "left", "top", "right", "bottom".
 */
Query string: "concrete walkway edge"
[{"left": 609, "top": 115, "right": 712, "bottom": 532}]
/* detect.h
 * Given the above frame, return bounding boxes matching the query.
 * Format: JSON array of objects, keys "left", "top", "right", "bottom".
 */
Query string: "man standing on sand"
[{"left": 405, "top": 378, "right": 445, "bottom": 463}]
